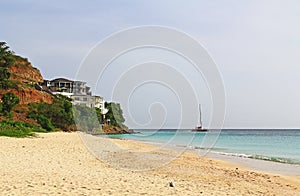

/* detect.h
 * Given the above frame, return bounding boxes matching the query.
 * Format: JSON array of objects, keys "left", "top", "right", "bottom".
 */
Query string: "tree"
[
  {"left": 105, "top": 102, "right": 126, "bottom": 128},
  {"left": 0, "top": 67, "right": 10, "bottom": 79},
  {"left": 95, "top": 107, "right": 104, "bottom": 124},
  {"left": 28, "top": 95, "right": 75, "bottom": 131},
  {"left": 1, "top": 92, "right": 20, "bottom": 116},
  {"left": 0, "top": 42, "right": 15, "bottom": 89},
  {"left": 0, "top": 42, "right": 15, "bottom": 67},
  {"left": 0, "top": 67, "right": 11, "bottom": 89}
]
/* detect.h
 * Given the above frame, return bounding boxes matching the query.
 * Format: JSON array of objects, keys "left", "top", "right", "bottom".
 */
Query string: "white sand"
[{"left": 0, "top": 132, "right": 299, "bottom": 195}]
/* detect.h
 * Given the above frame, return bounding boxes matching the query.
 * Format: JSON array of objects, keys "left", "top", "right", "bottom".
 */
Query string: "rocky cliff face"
[
  {"left": 9, "top": 56, "right": 43, "bottom": 84},
  {"left": 102, "top": 125, "right": 134, "bottom": 134},
  {"left": 5, "top": 55, "right": 53, "bottom": 104},
  {"left": 12, "top": 89, "right": 52, "bottom": 105}
]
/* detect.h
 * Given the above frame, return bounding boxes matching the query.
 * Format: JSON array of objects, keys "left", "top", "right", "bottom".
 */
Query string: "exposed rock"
[
  {"left": 8, "top": 55, "right": 43, "bottom": 84},
  {"left": 103, "top": 125, "right": 134, "bottom": 134},
  {"left": 1, "top": 55, "right": 53, "bottom": 105},
  {"left": 12, "top": 89, "right": 52, "bottom": 105}
]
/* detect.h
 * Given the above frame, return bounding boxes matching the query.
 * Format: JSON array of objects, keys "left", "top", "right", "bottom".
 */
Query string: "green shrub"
[
  {"left": 28, "top": 96, "right": 74, "bottom": 131},
  {"left": 0, "top": 67, "right": 11, "bottom": 89},
  {"left": 104, "top": 102, "right": 126, "bottom": 128},
  {"left": 36, "top": 115, "right": 55, "bottom": 131},
  {"left": 0, "top": 120, "right": 47, "bottom": 137},
  {"left": 1, "top": 92, "right": 20, "bottom": 116}
]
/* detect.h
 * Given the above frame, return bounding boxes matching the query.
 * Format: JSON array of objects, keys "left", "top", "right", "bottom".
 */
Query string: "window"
[{"left": 83, "top": 98, "right": 87, "bottom": 101}]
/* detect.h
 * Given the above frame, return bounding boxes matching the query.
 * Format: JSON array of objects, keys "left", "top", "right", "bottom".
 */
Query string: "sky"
[{"left": 1, "top": 0, "right": 300, "bottom": 128}]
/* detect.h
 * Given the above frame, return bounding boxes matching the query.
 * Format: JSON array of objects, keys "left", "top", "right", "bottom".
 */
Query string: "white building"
[
  {"left": 71, "top": 95, "right": 102, "bottom": 108},
  {"left": 40, "top": 78, "right": 108, "bottom": 115}
]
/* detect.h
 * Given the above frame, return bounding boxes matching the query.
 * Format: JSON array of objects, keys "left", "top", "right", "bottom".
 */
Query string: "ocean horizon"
[{"left": 108, "top": 129, "right": 300, "bottom": 165}]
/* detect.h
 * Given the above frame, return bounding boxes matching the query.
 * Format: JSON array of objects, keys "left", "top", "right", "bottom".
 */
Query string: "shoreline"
[
  {"left": 1, "top": 132, "right": 299, "bottom": 195},
  {"left": 205, "top": 151, "right": 300, "bottom": 178},
  {"left": 99, "top": 137, "right": 300, "bottom": 179},
  {"left": 104, "top": 135, "right": 300, "bottom": 177}
]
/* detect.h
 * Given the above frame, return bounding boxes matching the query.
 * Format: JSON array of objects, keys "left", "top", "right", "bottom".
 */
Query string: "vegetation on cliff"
[
  {"left": 28, "top": 95, "right": 74, "bottom": 132},
  {"left": 0, "top": 42, "right": 15, "bottom": 67},
  {"left": 105, "top": 102, "right": 126, "bottom": 128},
  {"left": 73, "top": 105, "right": 102, "bottom": 132},
  {"left": 1, "top": 92, "right": 20, "bottom": 116},
  {"left": 0, "top": 42, "right": 16, "bottom": 90},
  {"left": 0, "top": 42, "right": 57, "bottom": 136}
]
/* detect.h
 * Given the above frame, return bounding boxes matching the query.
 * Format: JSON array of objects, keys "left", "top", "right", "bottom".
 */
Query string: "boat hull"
[{"left": 191, "top": 127, "right": 209, "bottom": 132}]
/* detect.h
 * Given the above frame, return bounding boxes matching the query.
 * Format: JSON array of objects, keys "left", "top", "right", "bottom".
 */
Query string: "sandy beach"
[{"left": 1, "top": 132, "right": 299, "bottom": 195}]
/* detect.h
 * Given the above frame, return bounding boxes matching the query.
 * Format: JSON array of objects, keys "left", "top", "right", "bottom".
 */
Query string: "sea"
[{"left": 108, "top": 129, "right": 300, "bottom": 165}]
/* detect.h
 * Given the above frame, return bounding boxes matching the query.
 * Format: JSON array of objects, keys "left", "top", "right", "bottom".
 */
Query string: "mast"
[{"left": 199, "top": 104, "right": 202, "bottom": 128}]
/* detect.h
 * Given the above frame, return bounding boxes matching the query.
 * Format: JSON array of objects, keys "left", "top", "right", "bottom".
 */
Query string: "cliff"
[
  {"left": 0, "top": 53, "right": 53, "bottom": 123},
  {"left": 9, "top": 55, "right": 43, "bottom": 84},
  {"left": 2, "top": 55, "right": 53, "bottom": 105}
]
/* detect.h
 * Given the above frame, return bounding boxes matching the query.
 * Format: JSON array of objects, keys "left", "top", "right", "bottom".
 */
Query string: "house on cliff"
[
  {"left": 40, "top": 78, "right": 91, "bottom": 97},
  {"left": 40, "top": 78, "right": 108, "bottom": 116}
]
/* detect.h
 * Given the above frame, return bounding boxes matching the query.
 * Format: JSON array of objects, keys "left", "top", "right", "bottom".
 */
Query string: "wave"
[
  {"left": 210, "top": 151, "right": 300, "bottom": 165},
  {"left": 250, "top": 155, "right": 300, "bottom": 165}
]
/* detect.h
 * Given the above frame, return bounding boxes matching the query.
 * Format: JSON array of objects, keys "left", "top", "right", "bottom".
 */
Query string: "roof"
[{"left": 50, "top": 78, "right": 74, "bottom": 83}]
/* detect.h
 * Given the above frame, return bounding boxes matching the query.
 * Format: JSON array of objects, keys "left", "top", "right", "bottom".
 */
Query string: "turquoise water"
[{"left": 109, "top": 129, "right": 300, "bottom": 165}]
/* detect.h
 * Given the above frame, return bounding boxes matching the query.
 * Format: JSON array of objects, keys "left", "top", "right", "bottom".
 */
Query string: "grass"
[{"left": 0, "top": 120, "right": 48, "bottom": 138}]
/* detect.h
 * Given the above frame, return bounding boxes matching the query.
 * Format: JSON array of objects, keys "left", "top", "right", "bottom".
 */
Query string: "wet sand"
[{"left": 205, "top": 151, "right": 300, "bottom": 178}]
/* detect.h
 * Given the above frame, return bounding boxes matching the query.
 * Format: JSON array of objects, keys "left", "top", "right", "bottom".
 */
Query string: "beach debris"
[{"left": 169, "top": 181, "right": 175, "bottom": 187}]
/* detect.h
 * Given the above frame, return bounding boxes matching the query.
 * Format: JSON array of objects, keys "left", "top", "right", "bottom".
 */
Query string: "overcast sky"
[{"left": 1, "top": 0, "right": 300, "bottom": 128}]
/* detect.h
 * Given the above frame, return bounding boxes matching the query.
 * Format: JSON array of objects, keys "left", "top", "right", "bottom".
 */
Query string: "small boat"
[{"left": 192, "top": 104, "right": 208, "bottom": 132}]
